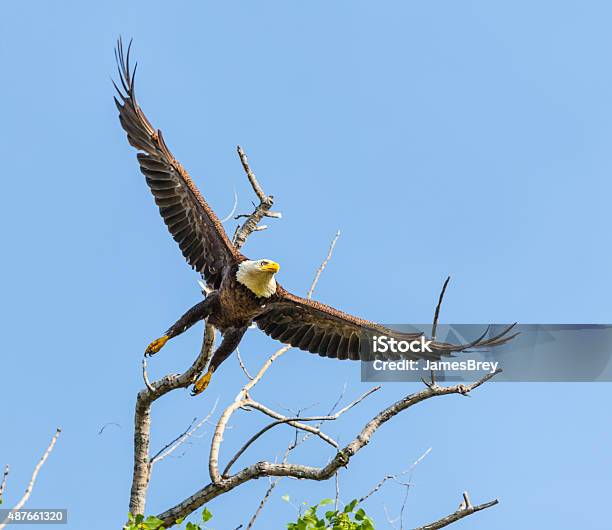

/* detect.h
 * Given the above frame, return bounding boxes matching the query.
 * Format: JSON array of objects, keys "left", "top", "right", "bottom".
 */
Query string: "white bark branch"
[
  {"left": 413, "top": 493, "right": 498, "bottom": 530},
  {"left": 155, "top": 371, "right": 501, "bottom": 527},
  {"left": 307, "top": 230, "right": 340, "bottom": 300},
  {"left": 232, "top": 146, "right": 278, "bottom": 250},
  {"left": 0, "top": 429, "right": 61, "bottom": 530}
]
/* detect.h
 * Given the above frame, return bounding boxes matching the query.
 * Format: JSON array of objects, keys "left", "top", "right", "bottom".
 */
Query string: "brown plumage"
[{"left": 113, "top": 40, "right": 516, "bottom": 394}]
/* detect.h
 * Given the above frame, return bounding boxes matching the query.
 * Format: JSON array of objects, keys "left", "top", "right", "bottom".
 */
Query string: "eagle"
[{"left": 113, "top": 41, "right": 516, "bottom": 396}]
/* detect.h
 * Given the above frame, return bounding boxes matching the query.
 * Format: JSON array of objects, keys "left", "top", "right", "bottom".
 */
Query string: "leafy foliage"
[
  {"left": 125, "top": 498, "right": 375, "bottom": 530},
  {"left": 125, "top": 507, "right": 213, "bottom": 530},
  {"left": 286, "top": 498, "right": 375, "bottom": 530}
]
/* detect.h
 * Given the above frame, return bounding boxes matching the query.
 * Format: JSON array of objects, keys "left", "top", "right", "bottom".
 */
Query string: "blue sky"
[{"left": 1, "top": 1, "right": 611, "bottom": 528}]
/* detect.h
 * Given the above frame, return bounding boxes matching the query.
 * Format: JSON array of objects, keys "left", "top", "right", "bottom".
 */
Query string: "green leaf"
[
  {"left": 343, "top": 499, "right": 358, "bottom": 513},
  {"left": 361, "top": 517, "right": 375, "bottom": 530},
  {"left": 202, "top": 508, "right": 213, "bottom": 523},
  {"left": 281, "top": 494, "right": 291, "bottom": 502},
  {"left": 175, "top": 518, "right": 184, "bottom": 525},
  {"left": 143, "top": 515, "right": 165, "bottom": 530},
  {"left": 318, "top": 498, "right": 334, "bottom": 507}
]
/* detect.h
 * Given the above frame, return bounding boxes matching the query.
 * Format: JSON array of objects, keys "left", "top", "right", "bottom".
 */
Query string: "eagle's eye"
[{"left": 260, "top": 260, "right": 268, "bottom": 266}]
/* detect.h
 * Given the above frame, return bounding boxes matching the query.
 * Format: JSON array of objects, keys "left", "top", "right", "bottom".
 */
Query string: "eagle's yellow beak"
[{"left": 260, "top": 260, "right": 280, "bottom": 273}]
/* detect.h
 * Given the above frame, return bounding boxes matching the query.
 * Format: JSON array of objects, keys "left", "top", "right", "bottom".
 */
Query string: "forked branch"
[{"left": 155, "top": 370, "right": 501, "bottom": 527}]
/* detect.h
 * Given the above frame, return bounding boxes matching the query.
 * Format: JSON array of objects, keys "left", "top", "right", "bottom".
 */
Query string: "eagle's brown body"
[
  {"left": 113, "top": 40, "right": 516, "bottom": 395},
  {"left": 211, "top": 267, "right": 269, "bottom": 331}
]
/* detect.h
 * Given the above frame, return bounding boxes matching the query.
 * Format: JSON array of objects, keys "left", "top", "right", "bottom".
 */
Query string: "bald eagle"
[{"left": 113, "top": 41, "right": 515, "bottom": 395}]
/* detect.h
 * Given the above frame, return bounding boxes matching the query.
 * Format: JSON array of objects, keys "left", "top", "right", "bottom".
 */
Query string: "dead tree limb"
[
  {"left": 0, "top": 465, "right": 8, "bottom": 503},
  {"left": 232, "top": 146, "right": 280, "bottom": 250},
  {"left": 155, "top": 371, "right": 501, "bottom": 527},
  {"left": 413, "top": 492, "right": 498, "bottom": 530},
  {"left": 245, "top": 381, "right": 349, "bottom": 530},
  {"left": 0, "top": 428, "right": 61, "bottom": 530}
]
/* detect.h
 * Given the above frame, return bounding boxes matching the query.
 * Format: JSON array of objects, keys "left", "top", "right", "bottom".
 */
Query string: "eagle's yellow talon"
[
  {"left": 191, "top": 369, "right": 214, "bottom": 396},
  {"left": 145, "top": 335, "right": 169, "bottom": 356}
]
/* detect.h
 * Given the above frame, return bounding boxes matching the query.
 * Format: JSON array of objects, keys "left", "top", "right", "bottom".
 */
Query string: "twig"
[
  {"left": 151, "top": 398, "right": 218, "bottom": 465},
  {"left": 245, "top": 480, "right": 276, "bottom": 530},
  {"left": 142, "top": 359, "right": 154, "bottom": 393},
  {"left": 384, "top": 505, "right": 400, "bottom": 530},
  {"left": 412, "top": 493, "right": 498, "bottom": 530},
  {"left": 0, "top": 429, "right": 61, "bottom": 530},
  {"left": 98, "top": 422, "right": 122, "bottom": 435},
  {"left": 151, "top": 417, "right": 197, "bottom": 462},
  {"left": 334, "top": 471, "right": 340, "bottom": 510},
  {"left": 0, "top": 465, "right": 9, "bottom": 501},
  {"left": 307, "top": 230, "right": 340, "bottom": 300},
  {"left": 13, "top": 428, "right": 61, "bottom": 511},
  {"left": 357, "top": 447, "right": 431, "bottom": 505},
  {"left": 236, "top": 348, "right": 254, "bottom": 380},
  {"left": 221, "top": 415, "right": 335, "bottom": 477}
]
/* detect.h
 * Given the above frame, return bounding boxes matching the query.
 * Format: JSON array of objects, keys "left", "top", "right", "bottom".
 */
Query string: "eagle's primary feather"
[{"left": 113, "top": 39, "right": 516, "bottom": 392}]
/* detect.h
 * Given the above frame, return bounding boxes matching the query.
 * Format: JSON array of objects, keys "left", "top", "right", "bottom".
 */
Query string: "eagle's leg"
[
  {"left": 145, "top": 295, "right": 217, "bottom": 357},
  {"left": 191, "top": 326, "right": 247, "bottom": 396}
]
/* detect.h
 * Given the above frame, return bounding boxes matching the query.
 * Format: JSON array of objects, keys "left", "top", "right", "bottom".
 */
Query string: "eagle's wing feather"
[
  {"left": 255, "top": 289, "right": 517, "bottom": 361},
  {"left": 113, "top": 39, "right": 242, "bottom": 288}
]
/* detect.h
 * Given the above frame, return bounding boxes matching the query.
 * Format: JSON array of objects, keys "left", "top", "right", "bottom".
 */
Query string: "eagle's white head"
[{"left": 236, "top": 259, "right": 280, "bottom": 298}]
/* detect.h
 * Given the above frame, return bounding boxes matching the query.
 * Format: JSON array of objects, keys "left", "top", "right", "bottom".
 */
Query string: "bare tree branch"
[
  {"left": 142, "top": 359, "right": 154, "bottom": 393},
  {"left": 98, "top": 422, "right": 122, "bottom": 435},
  {"left": 223, "top": 384, "right": 380, "bottom": 478},
  {"left": 413, "top": 493, "right": 498, "bottom": 530},
  {"left": 151, "top": 398, "right": 218, "bottom": 465},
  {"left": 232, "top": 146, "right": 279, "bottom": 250},
  {"left": 0, "top": 465, "right": 9, "bottom": 502},
  {"left": 307, "top": 230, "right": 340, "bottom": 300},
  {"left": 334, "top": 471, "right": 340, "bottom": 510},
  {"left": 155, "top": 371, "right": 501, "bottom": 527},
  {"left": 245, "top": 384, "right": 348, "bottom": 530},
  {"left": 235, "top": 348, "right": 254, "bottom": 381},
  {"left": 0, "top": 429, "right": 61, "bottom": 530},
  {"left": 357, "top": 447, "right": 431, "bottom": 505},
  {"left": 245, "top": 478, "right": 276, "bottom": 530}
]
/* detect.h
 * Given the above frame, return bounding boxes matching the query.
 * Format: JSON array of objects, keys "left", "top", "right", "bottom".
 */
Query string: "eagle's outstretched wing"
[
  {"left": 113, "top": 39, "right": 242, "bottom": 289},
  {"left": 256, "top": 288, "right": 517, "bottom": 361}
]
